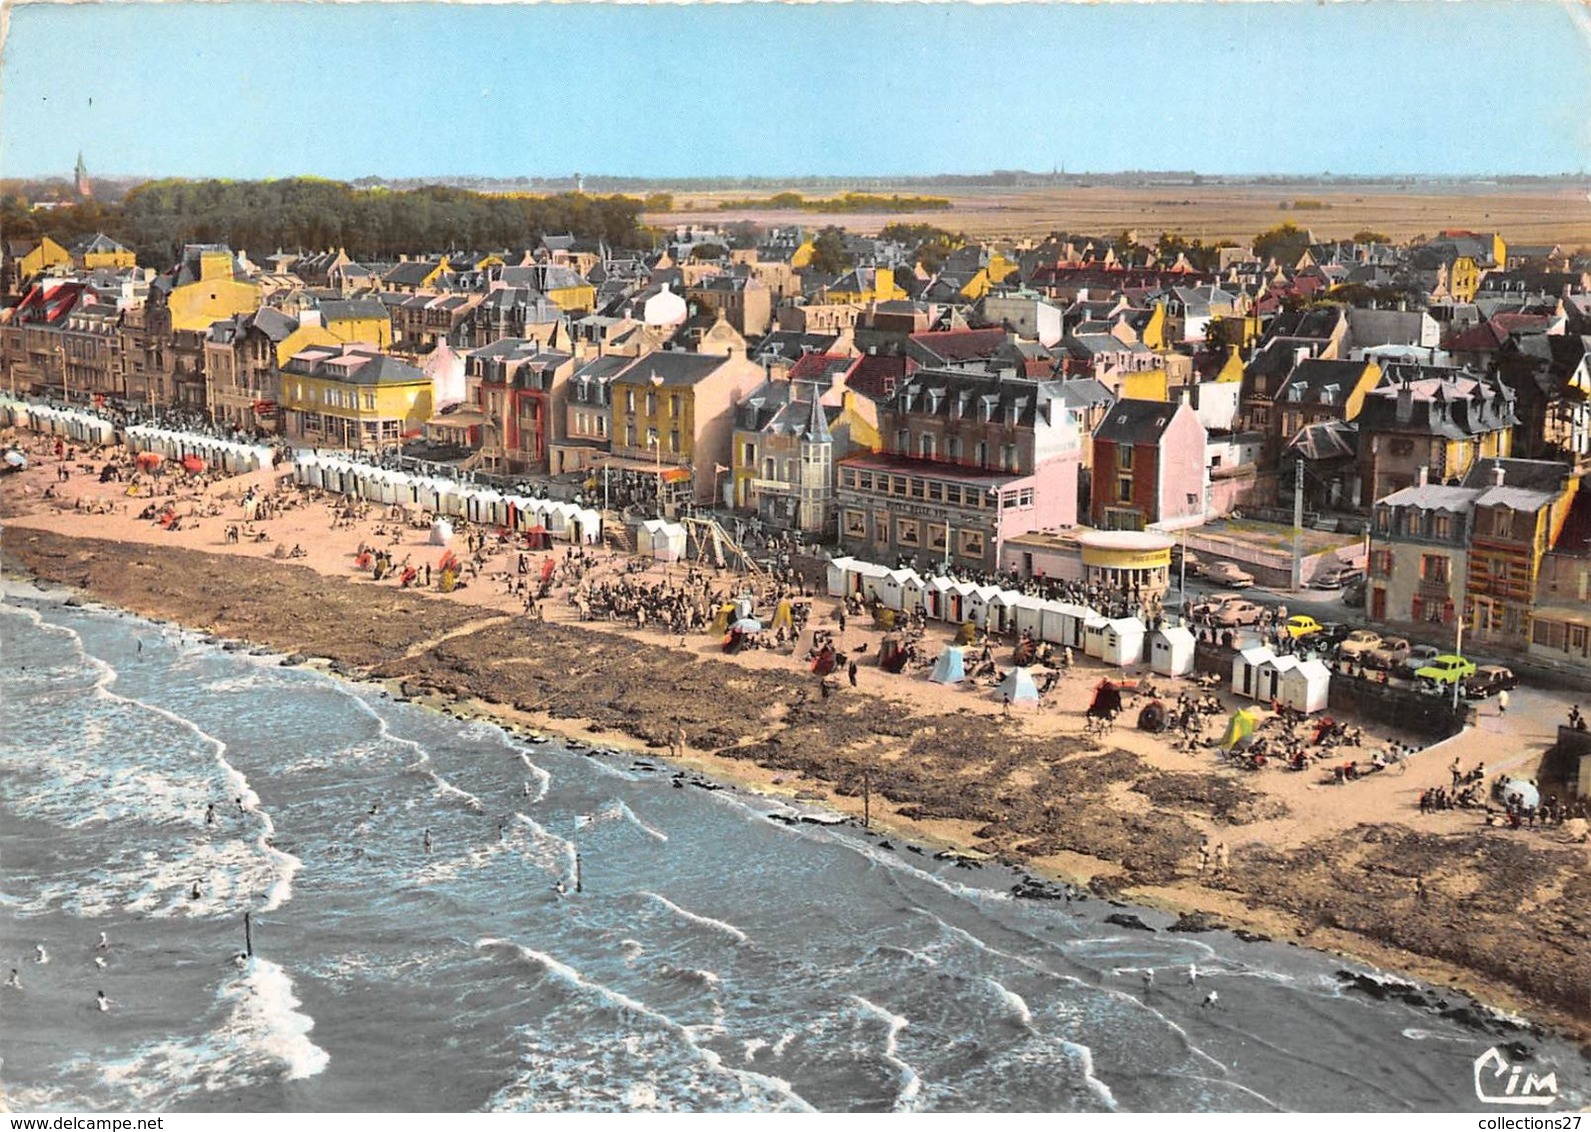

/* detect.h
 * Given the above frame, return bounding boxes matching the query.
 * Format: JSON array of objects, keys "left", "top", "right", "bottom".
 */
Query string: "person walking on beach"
[
  {"left": 1001, "top": 693, "right": 1011, "bottom": 719},
  {"left": 1197, "top": 842, "right": 1210, "bottom": 873},
  {"left": 1215, "top": 842, "right": 1229, "bottom": 872},
  {"left": 423, "top": 829, "right": 433, "bottom": 854},
  {"left": 1140, "top": 969, "right": 1154, "bottom": 996},
  {"left": 847, "top": 659, "right": 858, "bottom": 688},
  {"left": 672, "top": 719, "right": 688, "bottom": 759}
]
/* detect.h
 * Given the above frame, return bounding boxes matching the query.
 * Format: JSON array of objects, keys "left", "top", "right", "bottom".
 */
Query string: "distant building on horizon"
[{"left": 74, "top": 152, "right": 92, "bottom": 201}]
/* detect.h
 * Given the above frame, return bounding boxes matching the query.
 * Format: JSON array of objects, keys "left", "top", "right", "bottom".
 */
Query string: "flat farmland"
[{"left": 651, "top": 182, "right": 1591, "bottom": 248}]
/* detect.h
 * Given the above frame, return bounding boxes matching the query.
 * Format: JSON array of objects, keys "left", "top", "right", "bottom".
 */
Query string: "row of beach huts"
[{"left": 827, "top": 555, "right": 1330, "bottom": 711}]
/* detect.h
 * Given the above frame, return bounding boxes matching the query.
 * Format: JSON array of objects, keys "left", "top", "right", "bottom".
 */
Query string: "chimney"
[
  {"left": 1417, "top": 466, "right": 1429, "bottom": 487},
  {"left": 1491, "top": 461, "right": 1506, "bottom": 487},
  {"left": 1395, "top": 385, "right": 1414, "bottom": 424}
]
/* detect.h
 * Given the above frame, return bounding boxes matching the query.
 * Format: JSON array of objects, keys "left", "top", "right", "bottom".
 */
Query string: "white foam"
[
  {"left": 477, "top": 938, "right": 813, "bottom": 1113},
  {"left": 93, "top": 956, "right": 327, "bottom": 1103},
  {"left": 1060, "top": 1040, "right": 1118, "bottom": 1111},
  {"left": 850, "top": 996, "right": 922, "bottom": 1112},
  {"left": 984, "top": 976, "right": 1034, "bottom": 1029},
  {"left": 516, "top": 751, "right": 552, "bottom": 804},
  {"left": 643, "top": 892, "right": 749, "bottom": 944}
]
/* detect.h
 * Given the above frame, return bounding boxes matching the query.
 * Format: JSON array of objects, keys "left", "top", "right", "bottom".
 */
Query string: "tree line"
[{"left": 1, "top": 179, "right": 656, "bottom": 269}]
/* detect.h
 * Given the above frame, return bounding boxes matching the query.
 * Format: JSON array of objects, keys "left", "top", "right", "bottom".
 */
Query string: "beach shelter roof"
[
  {"left": 927, "top": 576, "right": 955, "bottom": 593},
  {"left": 995, "top": 666, "right": 1040, "bottom": 705},
  {"left": 1220, "top": 708, "right": 1260, "bottom": 750},
  {"left": 929, "top": 647, "right": 966, "bottom": 684}
]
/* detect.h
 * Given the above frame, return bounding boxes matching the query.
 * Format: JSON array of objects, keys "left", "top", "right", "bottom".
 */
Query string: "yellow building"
[
  {"left": 17, "top": 236, "right": 71, "bottom": 283},
  {"left": 72, "top": 233, "right": 137, "bottom": 271},
  {"left": 166, "top": 247, "right": 261, "bottom": 332},
  {"left": 278, "top": 343, "right": 432, "bottom": 451},
  {"left": 1448, "top": 256, "right": 1482, "bottom": 304},
  {"left": 1121, "top": 369, "right": 1170, "bottom": 402},
  {"left": 825, "top": 267, "right": 906, "bottom": 305},
  {"left": 317, "top": 299, "right": 393, "bottom": 352}
]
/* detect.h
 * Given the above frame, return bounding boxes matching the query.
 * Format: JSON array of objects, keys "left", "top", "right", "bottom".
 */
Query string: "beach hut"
[
  {"left": 857, "top": 562, "right": 892, "bottom": 603},
  {"left": 1082, "top": 615, "right": 1111, "bottom": 660},
  {"left": 1148, "top": 625, "right": 1197, "bottom": 677},
  {"left": 1099, "top": 617, "right": 1146, "bottom": 668},
  {"left": 994, "top": 667, "right": 1040, "bottom": 708},
  {"left": 925, "top": 575, "right": 954, "bottom": 620},
  {"left": 964, "top": 585, "right": 1003, "bottom": 630},
  {"left": 1256, "top": 654, "right": 1298, "bottom": 704},
  {"left": 1232, "top": 645, "right": 1275, "bottom": 699},
  {"left": 638, "top": 519, "right": 686, "bottom": 562},
  {"left": 876, "top": 568, "right": 917, "bottom": 612},
  {"left": 826, "top": 556, "right": 862, "bottom": 597},
  {"left": 1053, "top": 603, "right": 1094, "bottom": 650},
  {"left": 988, "top": 590, "right": 1024, "bottom": 635},
  {"left": 1220, "top": 708, "right": 1259, "bottom": 751},
  {"left": 942, "top": 580, "right": 978, "bottom": 625},
  {"left": 896, "top": 572, "right": 927, "bottom": 614},
  {"left": 435, "top": 481, "right": 466, "bottom": 518},
  {"left": 929, "top": 647, "right": 966, "bottom": 685},
  {"left": 572, "top": 507, "right": 602, "bottom": 544},
  {"left": 1010, "top": 595, "right": 1047, "bottom": 640},
  {"left": 1280, "top": 657, "right": 1331, "bottom": 714}
]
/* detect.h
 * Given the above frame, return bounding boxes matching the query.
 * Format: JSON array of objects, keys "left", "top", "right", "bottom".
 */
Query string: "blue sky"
[{"left": 2, "top": 1, "right": 1588, "bottom": 180}]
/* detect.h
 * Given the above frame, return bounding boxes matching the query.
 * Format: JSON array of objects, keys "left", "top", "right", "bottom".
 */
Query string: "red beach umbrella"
[{"left": 181, "top": 454, "right": 206, "bottom": 475}]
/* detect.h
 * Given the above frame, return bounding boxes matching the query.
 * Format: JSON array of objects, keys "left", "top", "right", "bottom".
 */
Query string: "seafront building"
[{"left": 2, "top": 211, "right": 1589, "bottom": 652}]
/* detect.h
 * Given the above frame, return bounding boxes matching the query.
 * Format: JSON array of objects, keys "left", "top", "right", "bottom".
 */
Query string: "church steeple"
[{"left": 74, "top": 152, "right": 92, "bottom": 200}]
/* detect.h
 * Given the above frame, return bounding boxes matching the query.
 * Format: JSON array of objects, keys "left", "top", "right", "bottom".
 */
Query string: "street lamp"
[{"left": 647, "top": 430, "right": 662, "bottom": 518}]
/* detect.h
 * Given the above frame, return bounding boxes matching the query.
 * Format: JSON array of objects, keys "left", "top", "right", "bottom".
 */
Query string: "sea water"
[{"left": 2, "top": 585, "right": 1586, "bottom": 1113}]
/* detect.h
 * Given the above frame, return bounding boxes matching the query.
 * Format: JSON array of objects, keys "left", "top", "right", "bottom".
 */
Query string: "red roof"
[{"left": 845, "top": 354, "right": 908, "bottom": 402}]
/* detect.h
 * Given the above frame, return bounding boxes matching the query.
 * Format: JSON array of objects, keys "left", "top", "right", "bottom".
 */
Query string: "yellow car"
[{"left": 1284, "top": 615, "right": 1322, "bottom": 640}]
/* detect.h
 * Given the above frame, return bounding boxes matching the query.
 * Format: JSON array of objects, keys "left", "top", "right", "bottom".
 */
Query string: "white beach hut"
[
  {"left": 1256, "top": 654, "right": 1299, "bottom": 704},
  {"left": 1099, "top": 617, "right": 1146, "bottom": 667},
  {"left": 638, "top": 519, "right": 687, "bottom": 562},
  {"left": 962, "top": 585, "right": 1001, "bottom": 630},
  {"left": 1148, "top": 625, "right": 1197, "bottom": 677},
  {"left": 1082, "top": 615, "right": 1112, "bottom": 660},
  {"left": 925, "top": 575, "right": 954, "bottom": 620},
  {"left": 1011, "top": 594, "right": 1048, "bottom": 640},
  {"left": 1232, "top": 645, "right": 1276, "bottom": 700},
  {"left": 1280, "top": 657, "right": 1331, "bottom": 714}
]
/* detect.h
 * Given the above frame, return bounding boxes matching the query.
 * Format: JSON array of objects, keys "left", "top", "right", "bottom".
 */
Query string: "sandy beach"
[{"left": 4, "top": 435, "right": 1589, "bottom": 1049}]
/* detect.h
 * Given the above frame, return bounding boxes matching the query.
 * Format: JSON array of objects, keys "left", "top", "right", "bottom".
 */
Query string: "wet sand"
[{"left": 4, "top": 438, "right": 1589, "bottom": 1049}]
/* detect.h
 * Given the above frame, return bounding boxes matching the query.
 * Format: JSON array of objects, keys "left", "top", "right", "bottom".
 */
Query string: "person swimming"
[
  {"left": 205, "top": 803, "right": 216, "bottom": 826},
  {"left": 423, "top": 829, "right": 432, "bottom": 853},
  {"left": 97, "top": 931, "right": 110, "bottom": 951},
  {"left": 233, "top": 952, "right": 249, "bottom": 971},
  {"left": 94, "top": 956, "right": 108, "bottom": 970},
  {"left": 190, "top": 880, "right": 202, "bottom": 900},
  {"left": 1203, "top": 990, "right": 1219, "bottom": 1008},
  {"left": 33, "top": 944, "right": 48, "bottom": 964},
  {"left": 522, "top": 782, "right": 532, "bottom": 797},
  {"left": 553, "top": 880, "right": 567, "bottom": 895},
  {"left": 1187, "top": 963, "right": 1198, "bottom": 986},
  {"left": 4, "top": 969, "right": 20, "bottom": 989},
  {"left": 96, "top": 990, "right": 111, "bottom": 1012}
]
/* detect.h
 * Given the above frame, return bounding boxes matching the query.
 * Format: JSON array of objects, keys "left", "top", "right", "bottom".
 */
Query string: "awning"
[
  {"left": 427, "top": 408, "right": 490, "bottom": 429},
  {"left": 594, "top": 455, "right": 692, "bottom": 482}
]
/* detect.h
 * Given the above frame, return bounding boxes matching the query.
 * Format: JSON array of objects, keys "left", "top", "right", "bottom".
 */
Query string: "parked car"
[
  {"left": 1215, "top": 600, "right": 1266, "bottom": 627},
  {"left": 1315, "top": 622, "right": 1355, "bottom": 646},
  {"left": 1365, "top": 636, "right": 1412, "bottom": 670},
  {"left": 1337, "top": 629, "right": 1383, "bottom": 660},
  {"left": 1170, "top": 547, "right": 1204, "bottom": 577},
  {"left": 1396, "top": 644, "right": 1443, "bottom": 680},
  {"left": 1284, "top": 615, "right": 1322, "bottom": 640},
  {"left": 1415, "top": 655, "right": 1477, "bottom": 686},
  {"left": 1342, "top": 580, "right": 1367, "bottom": 608},
  {"left": 1311, "top": 565, "right": 1364, "bottom": 590},
  {"left": 1463, "top": 665, "right": 1518, "bottom": 699},
  {"left": 1191, "top": 592, "right": 1247, "bottom": 616},
  {"left": 1205, "top": 561, "right": 1255, "bottom": 588}
]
